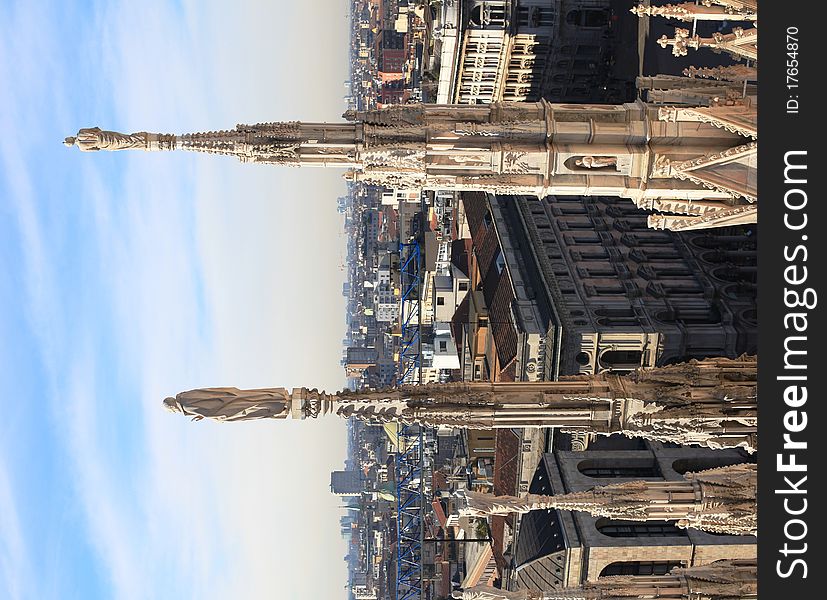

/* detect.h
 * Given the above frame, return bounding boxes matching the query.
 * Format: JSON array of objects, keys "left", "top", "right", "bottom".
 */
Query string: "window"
[
  {"left": 600, "top": 561, "right": 684, "bottom": 577},
  {"left": 458, "top": 281, "right": 469, "bottom": 291},
  {"left": 599, "top": 350, "right": 643, "bottom": 370},
  {"left": 439, "top": 341, "right": 448, "bottom": 352},
  {"left": 437, "top": 297, "right": 445, "bottom": 306},
  {"left": 578, "top": 459, "right": 661, "bottom": 478},
  {"left": 596, "top": 519, "right": 688, "bottom": 538}
]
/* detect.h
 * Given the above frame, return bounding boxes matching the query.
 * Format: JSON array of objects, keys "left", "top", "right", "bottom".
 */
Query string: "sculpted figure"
[
  {"left": 574, "top": 155, "right": 618, "bottom": 169},
  {"left": 163, "top": 387, "right": 291, "bottom": 422},
  {"left": 64, "top": 127, "right": 148, "bottom": 151}
]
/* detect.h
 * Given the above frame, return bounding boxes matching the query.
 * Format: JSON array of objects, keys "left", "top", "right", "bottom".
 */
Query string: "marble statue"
[
  {"left": 163, "top": 387, "right": 291, "bottom": 422},
  {"left": 64, "top": 127, "right": 148, "bottom": 152},
  {"left": 574, "top": 156, "right": 618, "bottom": 169}
]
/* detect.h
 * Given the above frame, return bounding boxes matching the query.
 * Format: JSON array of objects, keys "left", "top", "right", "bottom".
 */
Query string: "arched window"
[
  {"left": 596, "top": 519, "right": 688, "bottom": 538},
  {"left": 469, "top": 5, "right": 485, "bottom": 26},
  {"left": 598, "top": 349, "right": 643, "bottom": 370},
  {"left": 600, "top": 561, "right": 684, "bottom": 577}
]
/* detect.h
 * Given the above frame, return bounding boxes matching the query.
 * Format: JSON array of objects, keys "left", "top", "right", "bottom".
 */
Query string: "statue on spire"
[
  {"left": 163, "top": 356, "right": 758, "bottom": 452},
  {"left": 63, "top": 127, "right": 149, "bottom": 152}
]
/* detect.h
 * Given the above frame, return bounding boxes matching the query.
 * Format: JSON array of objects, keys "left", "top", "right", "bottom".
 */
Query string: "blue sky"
[{"left": 1, "top": 1, "right": 351, "bottom": 598}]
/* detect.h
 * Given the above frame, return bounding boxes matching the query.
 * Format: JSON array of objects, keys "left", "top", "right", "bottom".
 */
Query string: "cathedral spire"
[
  {"left": 66, "top": 97, "right": 758, "bottom": 231},
  {"left": 457, "top": 463, "right": 757, "bottom": 536},
  {"left": 163, "top": 356, "right": 758, "bottom": 453}
]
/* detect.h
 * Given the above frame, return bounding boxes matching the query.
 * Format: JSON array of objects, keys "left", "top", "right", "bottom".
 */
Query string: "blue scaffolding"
[
  {"left": 396, "top": 240, "right": 422, "bottom": 385},
  {"left": 395, "top": 424, "right": 425, "bottom": 600},
  {"left": 395, "top": 219, "right": 425, "bottom": 599}
]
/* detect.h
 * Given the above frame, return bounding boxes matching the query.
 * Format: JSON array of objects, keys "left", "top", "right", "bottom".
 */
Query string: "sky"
[{"left": 0, "top": 1, "right": 353, "bottom": 598}]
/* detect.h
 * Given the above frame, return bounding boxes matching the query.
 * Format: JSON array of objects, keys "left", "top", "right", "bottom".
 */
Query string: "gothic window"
[
  {"left": 600, "top": 562, "right": 684, "bottom": 577},
  {"left": 578, "top": 459, "right": 662, "bottom": 478},
  {"left": 469, "top": 5, "right": 484, "bottom": 27},
  {"left": 598, "top": 349, "right": 643, "bottom": 370},
  {"left": 596, "top": 519, "right": 688, "bottom": 538}
]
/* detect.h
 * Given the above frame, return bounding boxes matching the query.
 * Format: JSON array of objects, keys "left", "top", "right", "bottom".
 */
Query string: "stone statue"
[
  {"left": 63, "top": 127, "right": 148, "bottom": 152},
  {"left": 574, "top": 156, "right": 618, "bottom": 169},
  {"left": 163, "top": 356, "right": 758, "bottom": 452},
  {"left": 163, "top": 387, "right": 290, "bottom": 422}
]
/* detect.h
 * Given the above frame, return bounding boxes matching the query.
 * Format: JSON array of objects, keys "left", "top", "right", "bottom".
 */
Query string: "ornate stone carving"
[
  {"left": 683, "top": 64, "right": 757, "bottom": 82},
  {"left": 631, "top": 2, "right": 757, "bottom": 21},
  {"left": 648, "top": 204, "right": 757, "bottom": 231},
  {"left": 657, "top": 26, "right": 757, "bottom": 62},
  {"left": 456, "top": 559, "right": 756, "bottom": 599},
  {"left": 456, "top": 463, "right": 757, "bottom": 536},
  {"left": 503, "top": 151, "right": 532, "bottom": 173},
  {"left": 669, "top": 142, "right": 758, "bottom": 200}
]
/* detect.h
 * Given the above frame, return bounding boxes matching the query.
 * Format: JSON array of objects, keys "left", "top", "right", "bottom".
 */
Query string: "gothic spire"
[
  {"left": 163, "top": 356, "right": 758, "bottom": 453},
  {"left": 457, "top": 463, "right": 757, "bottom": 536}
]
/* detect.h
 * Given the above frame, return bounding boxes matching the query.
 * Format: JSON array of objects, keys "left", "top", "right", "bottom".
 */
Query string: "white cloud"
[{"left": 0, "top": 458, "right": 31, "bottom": 600}]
